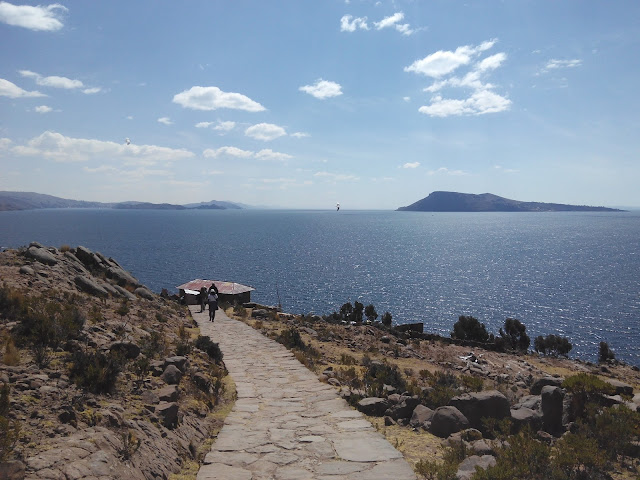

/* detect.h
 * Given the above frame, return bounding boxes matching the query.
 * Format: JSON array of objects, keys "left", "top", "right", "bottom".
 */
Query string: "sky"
[{"left": 1, "top": 1, "right": 639, "bottom": 209}]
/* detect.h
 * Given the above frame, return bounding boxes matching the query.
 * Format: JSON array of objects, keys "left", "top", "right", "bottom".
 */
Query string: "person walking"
[
  {"left": 199, "top": 286, "right": 207, "bottom": 312},
  {"left": 207, "top": 284, "right": 219, "bottom": 322}
]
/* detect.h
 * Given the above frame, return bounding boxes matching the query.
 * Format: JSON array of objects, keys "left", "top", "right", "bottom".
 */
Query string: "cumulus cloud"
[
  {"left": 314, "top": 171, "right": 358, "bottom": 182},
  {"left": 290, "top": 132, "right": 310, "bottom": 138},
  {"left": 255, "top": 149, "right": 293, "bottom": 162},
  {"left": 35, "top": 105, "right": 52, "bottom": 113},
  {"left": 213, "top": 121, "right": 235, "bottom": 132},
  {"left": 0, "top": 1, "right": 66, "bottom": 31},
  {"left": 157, "top": 117, "right": 173, "bottom": 125},
  {"left": 11, "top": 131, "right": 194, "bottom": 164},
  {"left": 195, "top": 122, "right": 214, "bottom": 128},
  {"left": 402, "top": 162, "right": 420, "bottom": 169},
  {"left": 543, "top": 59, "right": 582, "bottom": 71},
  {"left": 299, "top": 79, "right": 343, "bottom": 99},
  {"left": 427, "top": 167, "right": 469, "bottom": 176},
  {"left": 340, "top": 14, "right": 368, "bottom": 32},
  {"left": 202, "top": 146, "right": 254, "bottom": 158},
  {"left": 173, "top": 86, "right": 265, "bottom": 112},
  {"left": 408, "top": 40, "right": 510, "bottom": 117},
  {"left": 82, "top": 87, "right": 102, "bottom": 94},
  {"left": 0, "top": 78, "right": 45, "bottom": 98},
  {"left": 374, "top": 12, "right": 414, "bottom": 35},
  {"left": 245, "top": 123, "right": 287, "bottom": 141},
  {"left": 20, "top": 70, "right": 83, "bottom": 89}
]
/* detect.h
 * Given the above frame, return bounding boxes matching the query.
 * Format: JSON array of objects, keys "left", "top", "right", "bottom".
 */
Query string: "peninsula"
[{"left": 398, "top": 191, "right": 624, "bottom": 212}]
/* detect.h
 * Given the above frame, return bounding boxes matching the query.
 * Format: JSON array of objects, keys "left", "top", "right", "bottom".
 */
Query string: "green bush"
[
  {"left": 194, "top": 336, "right": 223, "bottom": 363},
  {"left": 381, "top": 311, "right": 392, "bottom": 327},
  {"left": 534, "top": 334, "right": 572, "bottom": 357},
  {"left": 552, "top": 432, "right": 607, "bottom": 480},
  {"left": 141, "top": 330, "right": 167, "bottom": 359},
  {"left": 70, "top": 349, "right": 125, "bottom": 394},
  {"left": 497, "top": 318, "right": 530, "bottom": 352},
  {"left": 593, "top": 405, "right": 640, "bottom": 460},
  {"left": 562, "top": 373, "right": 615, "bottom": 421},
  {"left": 363, "top": 360, "right": 406, "bottom": 397},
  {"left": 276, "top": 328, "right": 306, "bottom": 350},
  {"left": 451, "top": 316, "right": 489, "bottom": 342},
  {"left": 598, "top": 341, "right": 615, "bottom": 363}
]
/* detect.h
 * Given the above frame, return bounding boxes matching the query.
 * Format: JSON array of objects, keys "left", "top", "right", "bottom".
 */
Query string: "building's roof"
[{"left": 176, "top": 279, "right": 255, "bottom": 295}]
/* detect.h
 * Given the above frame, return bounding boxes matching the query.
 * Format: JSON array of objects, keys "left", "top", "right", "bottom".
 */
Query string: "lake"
[{"left": 1, "top": 208, "right": 639, "bottom": 365}]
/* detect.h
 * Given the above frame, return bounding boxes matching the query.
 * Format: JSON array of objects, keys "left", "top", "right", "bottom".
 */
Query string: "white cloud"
[
  {"left": 374, "top": 12, "right": 414, "bottom": 35},
  {"left": 314, "top": 171, "right": 358, "bottom": 182},
  {"left": 202, "top": 146, "right": 254, "bottom": 158},
  {"left": 34, "top": 105, "right": 52, "bottom": 113},
  {"left": 427, "top": 167, "right": 469, "bottom": 176},
  {"left": 299, "top": 79, "right": 343, "bottom": 99},
  {"left": 157, "top": 117, "right": 173, "bottom": 125},
  {"left": 255, "top": 149, "right": 293, "bottom": 162},
  {"left": 82, "top": 87, "right": 102, "bottom": 94},
  {"left": 291, "top": 132, "right": 310, "bottom": 138},
  {"left": 405, "top": 40, "right": 496, "bottom": 78},
  {"left": 543, "top": 59, "right": 582, "bottom": 71},
  {"left": 0, "top": 138, "right": 11, "bottom": 150},
  {"left": 402, "top": 162, "right": 420, "bottom": 169},
  {"left": 213, "top": 121, "right": 235, "bottom": 132},
  {"left": 245, "top": 123, "right": 287, "bottom": 141},
  {"left": 11, "top": 131, "right": 194, "bottom": 164},
  {"left": 20, "top": 70, "right": 83, "bottom": 89},
  {"left": 173, "top": 86, "right": 265, "bottom": 112},
  {"left": 419, "top": 90, "right": 511, "bottom": 117},
  {"left": 403, "top": 96, "right": 410, "bottom": 102},
  {"left": 0, "top": 1, "right": 66, "bottom": 31},
  {"left": 0, "top": 78, "right": 45, "bottom": 98},
  {"left": 195, "top": 122, "right": 214, "bottom": 128},
  {"left": 340, "top": 14, "right": 368, "bottom": 32},
  {"left": 476, "top": 53, "right": 506, "bottom": 72}
]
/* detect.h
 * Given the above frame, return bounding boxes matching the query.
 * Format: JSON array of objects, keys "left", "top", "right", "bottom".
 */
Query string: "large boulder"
[
  {"left": 456, "top": 455, "right": 496, "bottom": 480},
  {"left": 510, "top": 407, "right": 542, "bottom": 432},
  {"left": 106, "top": 266, "right": 139, "bottom": 287},
  {"left": 429, "top": 406, "right": 470, "bottom": 438},
  {"left": 161, "top": 365, "right": 183, "bottom": 385},
  {"left": 513, "top": 395, "right": 541, "bottom": 411},
  {"left": 605, "top": 378, "right": 633, "bottom": 396},
  {"left": 134, "top": 287, "right": 154, "bottom": 300},
  {"left": 75, "top": 246, "right": 103, "bottom": 269},
  {"left": 541, "top": 386, "right": 564, "bottom": 436},
  {"left": 409, "top": 405, "right": 434, "bottom": 429},
  {"left": 109, "top": 341, "right": 140, "bottom": 359},
  {"left": 26, "top": 246, "right": 58, "bottom": 265},
  {"left": 157, "top": 385, "right": 180, "bottom": 402},
  {"left": 74, "top": 275, "right": 108, "bottom": 297},
  {"left": 156, "top": 402, "right": 179, "bottom": 428},
  {"left": 450, "top": 390, "right": 510, "bottom": 431},
  {"left": 531, "top": 376, "right": 564, "bottom": 395},
  {"left": 356, "top": 397, "right": 390, "bottom": 416},
  {"left": 164, "top": 356, "right": 188, "bottom": 372},
  {"left": 385, "top": 395, "right": 421, "bottom": 421}
]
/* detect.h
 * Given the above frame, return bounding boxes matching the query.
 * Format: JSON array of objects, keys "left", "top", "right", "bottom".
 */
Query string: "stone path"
[{"left": 192, "top": 306, "right": 417, "bottom": 480}]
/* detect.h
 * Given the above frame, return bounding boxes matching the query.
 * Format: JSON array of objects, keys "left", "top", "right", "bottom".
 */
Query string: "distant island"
[
  {"left": 398, "top": 191, "right": 625, "bottom": 212},
  {"left": 0, "top": 191, "right": 244, "bottom": 212}
]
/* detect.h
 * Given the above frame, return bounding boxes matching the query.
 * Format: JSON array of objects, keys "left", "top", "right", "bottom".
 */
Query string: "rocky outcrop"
[
  {"left": 449, "top": 390, "right": 510, "bottom": 431},
  {"left": 357, "top": 397, "right": 390, "bottom": 416},
  {"left": 430, "top": 406, "right": 470, "bottom": 438},
  {"left": 541, "top": 386, "right": 564, "bottom": 436}
]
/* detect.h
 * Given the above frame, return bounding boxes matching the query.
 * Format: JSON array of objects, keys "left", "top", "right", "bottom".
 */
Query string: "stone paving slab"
[{"left": 193, "top": 306, "right": 416, "bottom": 480}]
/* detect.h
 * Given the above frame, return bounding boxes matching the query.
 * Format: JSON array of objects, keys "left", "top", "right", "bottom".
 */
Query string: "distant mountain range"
[
  {"left": 0, "top": 191, "right": 245, "bottom": 212},
  {"left": 398, "top": 191, "right": 625, "bottom": 212}
]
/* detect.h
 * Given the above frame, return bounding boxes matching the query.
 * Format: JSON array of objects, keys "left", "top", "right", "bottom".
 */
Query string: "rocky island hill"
[
  {"left": 398, "top": 191, "right": 625, "bottom": 212},
  {"left": 0, "top": 243, "right": 231, "bottom": 479}
]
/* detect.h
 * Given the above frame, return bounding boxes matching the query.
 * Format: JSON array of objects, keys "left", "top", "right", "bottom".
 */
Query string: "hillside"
[
  {"left": 0, "top": 192, "right": 243, "bottom": 212},
  {"left": 0, "top": 244, "right": 232, "bottom": 478},
  {"left": 398, "top": 191, "right": 624, "bottom": 212}
]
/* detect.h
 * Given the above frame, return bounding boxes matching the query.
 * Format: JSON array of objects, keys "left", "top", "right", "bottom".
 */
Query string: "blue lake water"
[{"left": 1, "top": 209, "right": 639, "bottom": 365}]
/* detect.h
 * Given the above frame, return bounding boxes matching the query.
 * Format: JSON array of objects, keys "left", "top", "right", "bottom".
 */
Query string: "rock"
[
  {"left": 450, "top": 390, "right": 510, "bottom": 431},
  {"left": 252, "top": 309, "right": 269, "bottom": 318},
  {"left": 385, "top": 395, "right": 420, "bottom": 421},
  {"left": 387, "top": 393, "right": 402, "bottom": 405},
  {"left": 510, "top": 407, "right": 542, "bottom": 432},
  {"left": 605, "top": 378, "right": 633, "bottom": 396},
  {"left": 531, "top": 376, "right": 564, "bottom": 395},
  {"left": 106, "top": 266, "right": 139, "bottom": 287},
  {"left": 140, "top": 390, "right": 160, "bottom": 404},
  {"left": 409, "top": 405, "right": 434, "bottom": 429},
  {"left": 134, "top": 287, "right": 154, "bottom": 300},
  {"left": 471, "top": 439, "right": 495, "bottom": 456},
  {"left": 164, "top": 356, "right": 188, "bottom": 372},
  {"left": 74, "top": 275, "right": 108, "bottom": 297},
  {"left": 356, "top": 397, "right": 390, "bottom": 416},
  {"left": 513, "top": 395, "right": 541, "bottom": 411},
  {"left": 192, "top": 373, "right": 211, "bottom": 392},
  {"left": 0, "top": 460, "right": 26, "bottom": 480},
  {"left": 58, "top": 406, "right": 76, "bottom": 424},
  {"left": 161, "top": 365, "right": 183, "bottom": 385},
  {"left": 113, "top": 285, "right": 137, "bottom": 301},
  {"left": 156, "top": 402, "right": 179, "bottom": 428},
  {"left": 456, "top": 455, "right": 496, "bottom": 480},
  {"left": 109, "top": 341, "right": 140, "bottom": 359},
  {"left": 26, "top": 246, "right": 58, "bottom": 265},
  {"left": 74, "top": 246, "right": 102, "bottom": 268},
  {"left": 429, "top": 406, "right": 470, "bottom": 438},
  {"left": 384, "top": 415, "right": 395, "bottom": 426},
  {"left": 157, "top": 385, "right": 180, "bottom": 402},
  {"left": 328, "top": 378, "right": 341, "bottom": 387},
  {"left": 541, "top": 386, "right": 564, "bottom": 436},
  {"left": 19, "top": 265, "right": 35, "bottom": 275}
]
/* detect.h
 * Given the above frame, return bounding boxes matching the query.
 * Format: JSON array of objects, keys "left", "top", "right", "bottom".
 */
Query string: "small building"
[{"left": 176, "top": 279, "right": 255, "bottom": 305}]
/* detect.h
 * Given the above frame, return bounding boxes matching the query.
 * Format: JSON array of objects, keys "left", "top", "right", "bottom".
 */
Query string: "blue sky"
[{"left": 1, "top": 1, "right": 639, "bottom": 209}]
